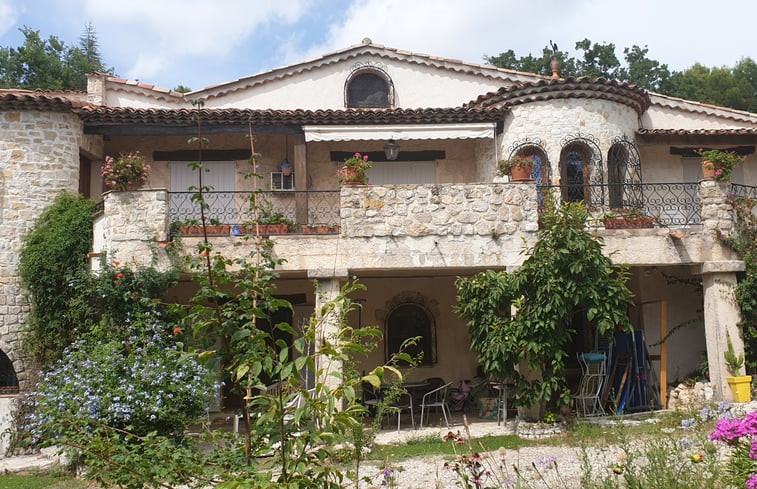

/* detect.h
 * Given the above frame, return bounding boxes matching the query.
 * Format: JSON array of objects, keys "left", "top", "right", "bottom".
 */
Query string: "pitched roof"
[
  {"left": 466, "top": 77, "right": 651, "bottom": 115},
  {"left": 637, "top": 128, "right": 757, "bottom": 136},
  {"left": 76, "top": 106, "right": 508, "bottom": 127},
  {"left": 191, "top": 41, "right": 545, "bottom": 100},
  {"left": 0, "top": 90, "right": 89, "bottom": 111}
]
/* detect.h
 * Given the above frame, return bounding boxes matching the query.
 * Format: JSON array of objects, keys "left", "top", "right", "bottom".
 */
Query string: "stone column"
[
  {"left": 702, "top": 261, "right": 745, "bottom": 401},
  {"left": 309, "top": 269, "right": 347, "bottom": 394},
  {"left": 97, "top": 189, "right": 172, "bottom": 270},
  {"left": 698, "top": 178, "right": 745, "bottom": 401},
  {"left": 293, "top": 134, "right": 308, "bottom": 226}
]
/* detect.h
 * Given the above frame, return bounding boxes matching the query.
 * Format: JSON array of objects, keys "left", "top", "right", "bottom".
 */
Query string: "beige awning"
[{"left": 303, "top": 123, "right": 496, "bottom": 142}]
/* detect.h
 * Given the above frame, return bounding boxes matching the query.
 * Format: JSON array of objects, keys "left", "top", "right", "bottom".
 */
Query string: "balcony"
[
  {"left": 94, "top": 180, "right": 752, "bottom": 273},
  {"left": 169, "top": 190, "right": 341, "bottom": 235},
  {"left": 537, "top": 182, "right": 702, "bottom": 228}
]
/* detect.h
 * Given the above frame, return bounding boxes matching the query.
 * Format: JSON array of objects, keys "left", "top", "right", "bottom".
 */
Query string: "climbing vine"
[
  {"left": 721, "top": 195, "right": 757, "bottom": 371},
  {"left": 455, "top": 194, "right": 634, "bottom": 417},
  {"left": 18, "top": 192, "right": 96, "bottom": 365}
]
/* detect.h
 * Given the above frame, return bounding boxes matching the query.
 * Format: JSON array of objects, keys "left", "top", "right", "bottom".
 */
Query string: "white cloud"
[
  {"left": 82, "top": 0, "right": 311, "bottom": 83},
  {"left": 301, "top": 0, "right": 757, "bottom": 73},
  {"left": 0, "top": 0, "right": 19, "bottom": 38}
]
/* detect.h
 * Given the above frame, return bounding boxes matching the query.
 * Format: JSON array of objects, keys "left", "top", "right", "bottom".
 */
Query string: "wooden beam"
[
  {"left": 660, "top": 300, "right": 667, "bottom": 409},
  {"left": 153, "top": 149, "right": 252, "bottom": 161},
  {"left": 670, "top": 146, "right": 754, "bottom": 157},
  {"left": 329, "top": 150, "right": 446, "bottom": 162}
]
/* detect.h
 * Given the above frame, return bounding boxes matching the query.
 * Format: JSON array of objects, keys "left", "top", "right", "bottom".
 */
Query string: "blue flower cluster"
[{"left": 28, "top": 321, "right": 215, "bottom": 440}]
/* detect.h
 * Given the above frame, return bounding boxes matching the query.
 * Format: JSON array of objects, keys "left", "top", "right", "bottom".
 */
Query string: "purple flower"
[
  {"left": 751, "top": 438, "right": 757, "bottom": 461},
  {"left": 711, "top": 418, "right": 748, "bottom": 443},
  {"left": 747, "top": 474, "right": 757, "bottom": 489}
]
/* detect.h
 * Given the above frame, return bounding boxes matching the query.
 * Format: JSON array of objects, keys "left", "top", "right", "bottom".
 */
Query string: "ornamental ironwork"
[
  {"left": 506, "top": 137, "right": 551, "bottom": 185},
  {"left": 608, "top": 136, "right": 643, "bottom": 209}
]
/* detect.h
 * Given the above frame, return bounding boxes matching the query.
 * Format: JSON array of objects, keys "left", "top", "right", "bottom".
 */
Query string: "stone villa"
[{"left": 1, "top": 40, "right": 756, "bottom": 416}]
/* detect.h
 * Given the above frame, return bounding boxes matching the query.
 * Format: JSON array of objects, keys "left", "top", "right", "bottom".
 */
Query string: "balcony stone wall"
[
  {"left": 340, "top": 183, "right": 539, "bottom": 237},
  {"left": 94, "top": 189, "right": 172, "bottom": 270},
  {"left": 0, "top": 110, "right": 83, "bottom": 388}
]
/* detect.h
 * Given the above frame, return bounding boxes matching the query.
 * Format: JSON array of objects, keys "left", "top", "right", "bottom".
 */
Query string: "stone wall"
[
  {"left": 94, "top": 189, "right": 172, "bottom": 270},
  {"left": 0, "top": 110, "right": 83, "bottom": 387},
  {"left": 340, "top": 183, "right": 539, "bottom": 237}
]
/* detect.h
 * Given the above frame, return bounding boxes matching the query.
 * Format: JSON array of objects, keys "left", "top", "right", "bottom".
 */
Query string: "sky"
[{"left": 0, "top": 0, "right": 755, "bottom": 92}]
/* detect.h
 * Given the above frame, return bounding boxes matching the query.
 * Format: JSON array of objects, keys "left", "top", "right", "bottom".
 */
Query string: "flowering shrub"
[
  {"left": 101, "top": 151, "right": 151, "bottom": 191},
  {"left": 338, "top": 152, "right": 372, "bottom": 184},
  {"left": 27, "top": 320, "right": 215, "bottom": 441},
  {"left": 698, "top": 148, "right": 742, "bottom": 182},
  {"left": 710, "top": 410, "right": 757, "bottom": 486}
]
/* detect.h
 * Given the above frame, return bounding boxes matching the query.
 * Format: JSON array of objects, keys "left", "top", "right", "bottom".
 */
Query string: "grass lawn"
[
  {"left": 368, "top": 433, "right": 533, "bottom": 461},
  {"left": 0, "top": 473, "right": 86, "bottom": 489}
]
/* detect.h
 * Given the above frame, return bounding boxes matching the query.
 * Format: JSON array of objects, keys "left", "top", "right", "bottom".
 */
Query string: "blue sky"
[{"left": 1, "top": 0, "right": 755, "bottom": 92}]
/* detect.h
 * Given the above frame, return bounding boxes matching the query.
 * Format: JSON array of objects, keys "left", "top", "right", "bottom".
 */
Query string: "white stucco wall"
[{"left": 201, "top": 54, "right": 512, "bottom": 110}]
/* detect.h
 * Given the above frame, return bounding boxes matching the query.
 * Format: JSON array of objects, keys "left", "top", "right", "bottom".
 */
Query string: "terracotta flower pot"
[
  {"left": 701, "top": 160, "right": 716, "bottom": 180},
  {"left": 603, "top": 217, "right": 655, "bottom": 229},
  {"left": 509, "top": 164, "right": 533, "bottom": 182},
  {"left": 340, "top": 166, "right": 364, "bottom": 185}
]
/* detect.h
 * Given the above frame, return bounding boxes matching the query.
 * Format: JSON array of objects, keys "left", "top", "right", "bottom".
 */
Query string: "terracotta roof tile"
[
  {"left": 76, "top": 106, "right": 508, "bottom": 126},
  {"left": 637, "top": 128, "right": 757, "bottom": 136},
  {"left": 466, "top": 77, "right": 650, "bottom": 115},
  {"left": 0, "top": 90, "right": 89, "bottom": 111}
]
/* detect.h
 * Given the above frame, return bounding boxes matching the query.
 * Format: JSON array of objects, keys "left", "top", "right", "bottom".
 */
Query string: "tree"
[
  {"left": 455, "top": 195, "right": 634, "bottom": 418},
  {"left": 0, "top": 24, "right": 111, "bottom": 91},
  {"left": 485, "top": 39, "right": 757, "bottom": 111}
]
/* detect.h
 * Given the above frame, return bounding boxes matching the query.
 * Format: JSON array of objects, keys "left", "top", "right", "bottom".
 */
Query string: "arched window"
[
  {"left": 560, "top": 143, "right": 592, "bottom": 203},
  {"left": 559, "top": 134, "right": 603, "bottom": 206},
  {"left": 345, "top": 69, "right": 393, "bottom": 108},
  {"left": 0, "top": 350, "right": 18, "bottom": 394},
  {"left": 386, "top": 303, "right": 435, "bottom": 366},
  {"left": 607, "top": 137, "right": 643, "bottom": 209}
]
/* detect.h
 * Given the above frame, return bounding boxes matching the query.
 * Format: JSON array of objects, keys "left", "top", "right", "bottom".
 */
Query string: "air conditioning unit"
[{"left": 270, "top": 171, "right": 295, "bottom": 191}]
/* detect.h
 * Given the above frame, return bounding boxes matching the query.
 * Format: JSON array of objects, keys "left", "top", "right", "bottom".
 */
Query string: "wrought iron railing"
[
  {"left": 537, "top": 182, "right": 702, "bottom": 228},
  {"left": 730, "top": 183, "right": 757, "bottom": 199},
  {"left": 169, "top": 191, "right": 341, "bottom": 230}
]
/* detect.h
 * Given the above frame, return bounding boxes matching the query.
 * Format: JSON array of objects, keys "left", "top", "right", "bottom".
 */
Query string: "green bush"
[{"left": 19, "top": 192, "right": 95, "bottom": 364}]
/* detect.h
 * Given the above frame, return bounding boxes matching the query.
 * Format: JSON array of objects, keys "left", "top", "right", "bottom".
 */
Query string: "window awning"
[{"left": 303, "top": 123, "right": 496, "bottom": 142}]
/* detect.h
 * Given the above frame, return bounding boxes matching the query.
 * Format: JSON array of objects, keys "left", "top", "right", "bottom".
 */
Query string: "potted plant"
[
  {"left": 102, "top": 151, "right": 151, "bottom": 191},
  {"left": 241, "top": 210, "right": 293, "bottom": 235},
  {"left": 697, "top": 149, "right": 743, "bottom": 182},
  {"left": 338, "top": 152, "right": 372, "bottom": 185},
  {"left": 497, "top": 155, "right": 534, "bottom": 182},
  {"left": 601, "top": 208, "right": 655, "bottom": 229},
  {"left": 724, "top": 333, "right": 752, "bottom": 402}
]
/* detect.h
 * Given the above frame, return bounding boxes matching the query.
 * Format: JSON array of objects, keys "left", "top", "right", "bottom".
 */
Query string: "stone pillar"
[
  {"left": 702, "top": 261, "right": 745, "bottom": 401},
  {"left": 97, "top": 189, "right": 172, "bottom": 270},
  {"left": 309, "top": 269, "right": 347, "bottom": 393}
]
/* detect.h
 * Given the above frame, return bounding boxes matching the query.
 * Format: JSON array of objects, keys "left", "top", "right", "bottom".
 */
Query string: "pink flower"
[
  {"left": 363, "top": 155, "right": 369, "bottom": 160},
  {"left": 747, "top": 474, "right": 757, "bottom": 489}
]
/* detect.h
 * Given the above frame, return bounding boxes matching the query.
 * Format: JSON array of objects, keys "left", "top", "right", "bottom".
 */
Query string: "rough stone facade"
[
  {"left": 340, "top": 183, "right": 539, "bottom": 237},
  {"left": 0, "top": 110, "right": 83, "bottom": 387},
  {"left": 94, "top": 190, "right": 171, "bottom": 270}
]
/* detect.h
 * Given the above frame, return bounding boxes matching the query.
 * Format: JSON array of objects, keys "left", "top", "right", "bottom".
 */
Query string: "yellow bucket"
[{"left": 727, "top": 375, "right": 753, "bottom": 403}]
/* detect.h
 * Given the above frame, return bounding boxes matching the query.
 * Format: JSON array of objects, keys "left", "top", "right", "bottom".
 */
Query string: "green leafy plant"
[
  {"left": 456, "top": 192, "right": 634, "bottom": 418},
  {"left": 101, "top": 151, "right": 151, "bottom": 191},
  {"left": 19, "top": 192, "right": 95, "bottom": 365},
  {"left": 697, "top": 149, "right": 742, "bottom": 182},
  {"left": 724, "top": 333, "right": 745, "bottom": 376},
  {"left": 496, "top": 155, "right": 534, "bottom": 176},
  {"left": 338, "top": 152, "right": 372, "bottom": 184},
  {"left": 721, "top": 195, "right": 757, "bottom": 372}
]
